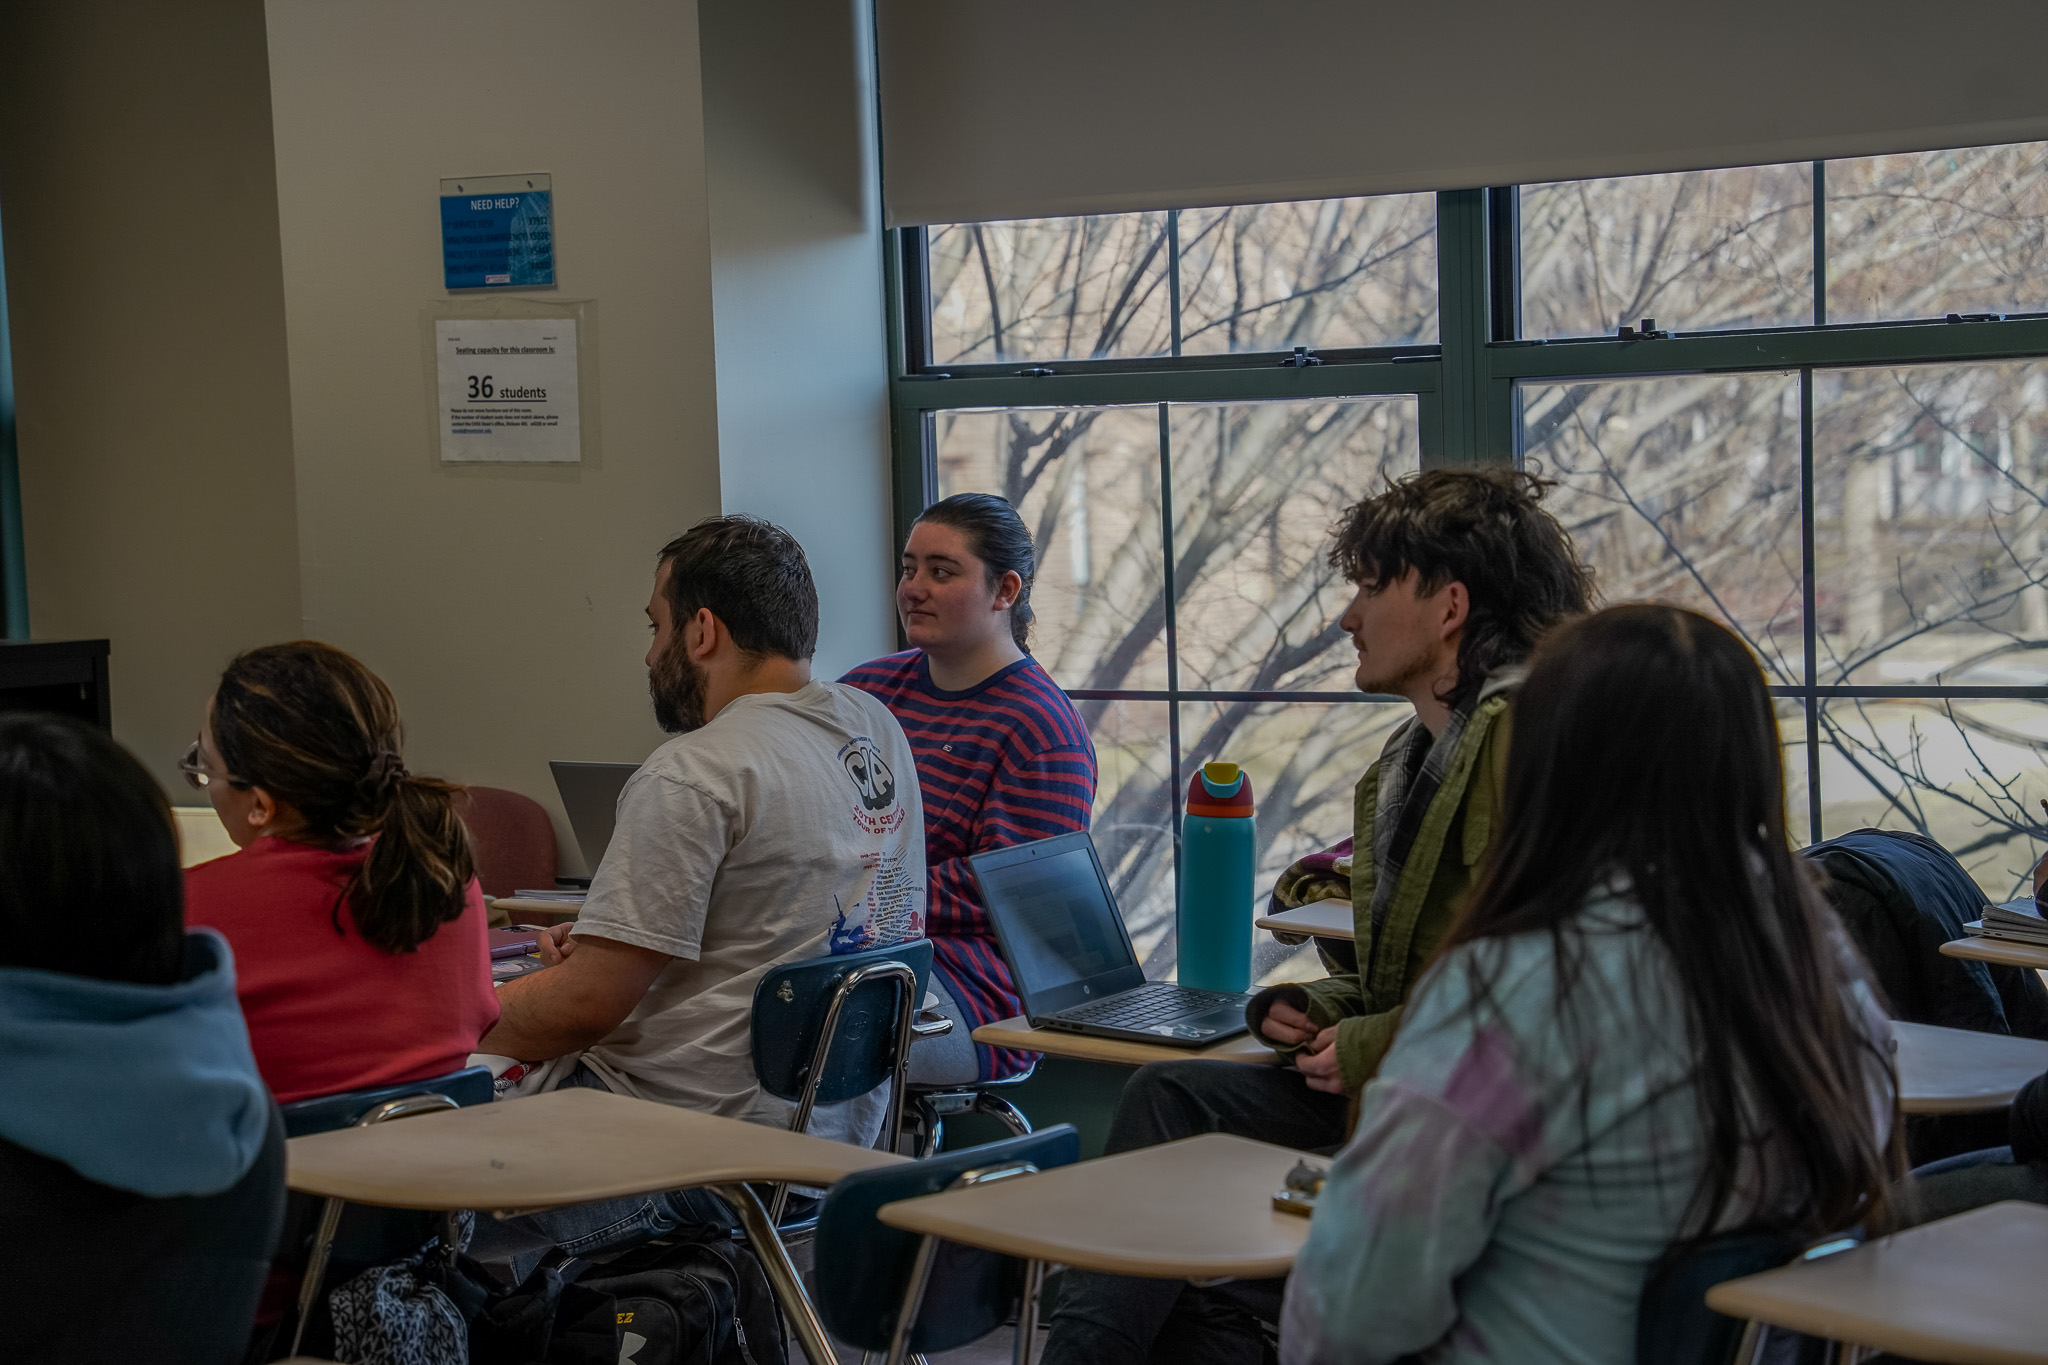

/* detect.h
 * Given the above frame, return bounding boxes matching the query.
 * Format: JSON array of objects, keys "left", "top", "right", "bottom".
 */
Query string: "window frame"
[{"left": 887, "top": 171, "right": 2048, "bottom": 869}]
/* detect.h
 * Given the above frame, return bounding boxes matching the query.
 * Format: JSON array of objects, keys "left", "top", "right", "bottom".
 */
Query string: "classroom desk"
[
  {"left": 973, "top": 1015, "right": 1283, "bottom": 1068},
  {"left": 878, "top": 1132, "right": 1313, "bottom": 1280},
  {"left": 1940, "top": 935, "right": 2048, "bottom": 972},
  {"left": 1893, "top": 1020, "right": 2048, "bottom": 1115},
  {"left": 1705, "top": 1201, "right": 2048, "bottom": 1364},
  {"left": 1254, "top": 899, "right": 1355, "bottom": 942},
  {"left": 487, "top": 896, "right": 584, "bottom": 925},
  {"left": 286, "top": 1086, "right": 903, "bottom": 1365}
]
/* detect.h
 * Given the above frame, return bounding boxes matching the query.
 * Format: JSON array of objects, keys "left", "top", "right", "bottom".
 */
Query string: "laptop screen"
[{"left": 971, "top": 832, "right": 1145, "bottom": 1012}]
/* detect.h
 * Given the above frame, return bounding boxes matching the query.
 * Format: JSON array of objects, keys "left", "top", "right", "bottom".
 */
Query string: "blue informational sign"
[{"left": 440, "top": 174, "right": 554, "bottom": 290}]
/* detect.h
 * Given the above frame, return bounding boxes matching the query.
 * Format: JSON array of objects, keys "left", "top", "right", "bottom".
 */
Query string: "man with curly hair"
[{"left": 1042, "top": 468, "right": 1597, "bottom": 1365}]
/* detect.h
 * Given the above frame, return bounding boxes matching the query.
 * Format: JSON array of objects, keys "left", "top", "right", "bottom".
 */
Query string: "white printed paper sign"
[{"left": 435, "top": 318, "right": 580, "bottom": 462}]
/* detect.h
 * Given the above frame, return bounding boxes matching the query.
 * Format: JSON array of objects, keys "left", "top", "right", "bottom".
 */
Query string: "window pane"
[
  {"left": 1169, "top": 397, "right": 1420, "bottom": 691},
  {"left": 1177, "top": 195, "right": 1438, "bottom": 353},
  {"left": 1827, "top": 143, "right": 2048, "bottom": 324},
  {"left": 934, "top": 405, "right": 1169, "bottom": 692},
  {"left": 1781, "top": 699, "right": 1816, "bottom": 847},
  {"left": 1521, "top": 372, "right": 1806, "bottom": 683},
  {"left": 1812, "top": 361, "right": 2048, "bottom": 685},
  {"left": 1521, "top": 164, "right": 1814, "bottom": 338},
  {"left": 1818, "top": 697, "right": 2048, "bottom": 899},
  {"left": 928, "top": 214, "right": 1173, "bottom": 366},
  {"left": 1085, "top": 700, "right": 1177, "bottom": 973}
]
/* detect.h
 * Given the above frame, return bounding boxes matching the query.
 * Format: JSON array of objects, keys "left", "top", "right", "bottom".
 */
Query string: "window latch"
[
  {"left": 1946, "top": 312, "right": 2005, "bottom": 323},
  {"left": 1277, "top": 346, "right": 1324, "bottom": 368},
  {"left": 1016, "top": 366, "right": 1056, "bottom": 377},
  {"left": 1616, "top": 318, "right": 1672, "bottom": 340}
]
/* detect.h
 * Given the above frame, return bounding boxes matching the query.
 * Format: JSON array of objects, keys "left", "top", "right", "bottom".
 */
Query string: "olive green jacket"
[{"left": 1253, "top": 698, "right": 1513, "bottom": 1095}]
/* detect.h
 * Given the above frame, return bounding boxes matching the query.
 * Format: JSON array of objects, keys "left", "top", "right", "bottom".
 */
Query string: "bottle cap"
[{"left": 1186, "top": 761, "right": 1254, "bottom": 817}]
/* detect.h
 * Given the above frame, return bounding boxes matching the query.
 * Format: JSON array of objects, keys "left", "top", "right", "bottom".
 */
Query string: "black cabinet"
[{"left": 0, "top": 640, "right": 111, "bottom": 729}]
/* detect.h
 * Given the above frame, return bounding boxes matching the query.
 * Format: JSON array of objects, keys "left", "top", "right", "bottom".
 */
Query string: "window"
[{"left": 895, "top": 151, "right": 2048, "bottom": 960}]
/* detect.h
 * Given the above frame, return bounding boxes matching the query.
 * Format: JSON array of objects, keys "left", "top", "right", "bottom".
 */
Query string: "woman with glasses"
[
  {"left": 1279, "top": 605, "right": 1900, "bottom": 1365},
  {"left": 181, "top": 641, "right": 498, "bottom": 1104}
]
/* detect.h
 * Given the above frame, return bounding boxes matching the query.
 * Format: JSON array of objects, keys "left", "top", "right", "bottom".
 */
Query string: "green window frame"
[{"left": 888, "top": 171, "right": 2048, "bottom": 912}]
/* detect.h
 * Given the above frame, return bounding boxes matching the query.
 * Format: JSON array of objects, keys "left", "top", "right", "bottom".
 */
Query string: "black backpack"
[{"left": 469, "top": 1237, "right": 787, "bottom": 1365}]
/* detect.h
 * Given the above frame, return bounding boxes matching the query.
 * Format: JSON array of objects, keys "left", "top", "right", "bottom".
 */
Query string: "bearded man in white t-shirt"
[{"left": 480, "top": 516, "right": 926, "bottom": 1255}]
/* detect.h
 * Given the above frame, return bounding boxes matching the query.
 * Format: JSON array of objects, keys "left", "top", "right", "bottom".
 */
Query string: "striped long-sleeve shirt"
[{"left": 840, "top": 650, "right": 1096, "bottom": 1079}]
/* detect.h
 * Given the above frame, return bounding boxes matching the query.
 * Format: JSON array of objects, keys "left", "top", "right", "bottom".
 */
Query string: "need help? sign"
[{"left": 440, "top": 174, "right": 554, "bottom": 290}]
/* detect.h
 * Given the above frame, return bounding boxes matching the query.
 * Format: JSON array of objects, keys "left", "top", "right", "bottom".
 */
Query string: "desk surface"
[
  {"left": 1254, "top": 900, "right": 1355, "bottom": 942},
  {"left": 1705, "top": 1201, "right": 2048, "bottom": 1364},
  {"left": 488, "top": 896, "right": 585, "bottom": 924},
  {"left": 286, "top": 1087, "right": 904, "bottom": 1212},
  {"left": 1941, "top": 935, "right": 2048, "bottom": 972},
  {"left": 1894, "top": 1020, "right": 2048, "bottom": 1115},
  {"left": 972, "top": 1015, "right": 1283, "bottom": 1068},
  {"left": 879, "top": 1133, "right": 1314, "bottom": 1280}
]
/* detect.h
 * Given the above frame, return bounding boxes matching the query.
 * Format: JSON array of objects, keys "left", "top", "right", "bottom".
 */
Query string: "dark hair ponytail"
[
  {"left": 211, "top": 641, "right": 474, "bottom": 954},
  {"left": 914, "top": 492, "right": 1037, "bottom": 650}
]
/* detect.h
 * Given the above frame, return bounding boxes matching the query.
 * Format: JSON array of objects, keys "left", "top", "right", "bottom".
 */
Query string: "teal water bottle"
[{"left": 1178, "top": 761, "right": 1256, "bottom": 992}]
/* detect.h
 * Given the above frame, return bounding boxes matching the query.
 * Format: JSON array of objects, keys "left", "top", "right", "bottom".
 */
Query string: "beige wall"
[
  {"left": 0, "top": 0, "right": 303, "bottom": 791},
  {"left": 264, "top": 0, "right": 722, "bottom": 870},
  {"left": 701, "top": 0, "right": 897, "bottom": 678}
]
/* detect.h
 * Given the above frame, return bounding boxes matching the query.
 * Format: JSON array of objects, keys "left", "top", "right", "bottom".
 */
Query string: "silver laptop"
[
  {"left": 548, "top": 760, "right": 639, "bottom": 878},
  {"left": 970, "top": 830, "right": 1253, "bottom": 1047}
]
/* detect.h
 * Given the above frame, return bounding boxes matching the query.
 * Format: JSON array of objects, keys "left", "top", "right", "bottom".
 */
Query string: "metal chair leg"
[
  {"left": 1013, "top": 1258, "right": 1045, "bottom": 1365},
  {"left": 1734, "top": 1319, "right": 1765, "bottom": 1365},
  {"left": 288, "top": 1195, "right": 346, "bottom": 1358},
  {"left": 974, "top": 1091, "right": 1033, "bottom": 1138},
  {"left": 719, "top": 1181, "right": 839, "bottom": 1365},
  {"left": 885, "top": 1232, "right": 942, "bottom": 1365}
]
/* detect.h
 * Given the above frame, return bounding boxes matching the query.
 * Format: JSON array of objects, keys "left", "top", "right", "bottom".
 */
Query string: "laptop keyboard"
[{"left": 1056, "top": 982, "right": 1248, "bottom": 1029}]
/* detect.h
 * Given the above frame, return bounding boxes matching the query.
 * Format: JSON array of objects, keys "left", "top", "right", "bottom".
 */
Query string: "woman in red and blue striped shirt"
[{"left": 842, "top": 494, "right": 1097, "bottom": 1082}]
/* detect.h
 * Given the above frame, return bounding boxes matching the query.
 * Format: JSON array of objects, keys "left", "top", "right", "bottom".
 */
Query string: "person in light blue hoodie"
[{"left": 0, "top": 712, "right": 285, "bottom": 1365}]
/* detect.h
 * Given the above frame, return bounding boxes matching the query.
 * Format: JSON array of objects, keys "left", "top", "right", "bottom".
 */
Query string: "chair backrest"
[
  {"left": 813, "top": 1124, "right": 1081, "bottom": 1353},
  {"left": 1636, "top": 1231, "right": 1802, "bottom": 1365},
  {"left": 456, "top": 785, "right": 558, "bottom": 897},
  {"left": 278, "top": 1064, "right": 496, "bottom": 1139},
  {"left": 752, "top": 938, "right": 933, "bottom": 1107}
]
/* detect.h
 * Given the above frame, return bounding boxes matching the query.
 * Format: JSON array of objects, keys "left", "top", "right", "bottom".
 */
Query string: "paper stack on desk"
[{"left": 1969, "top": 897, "right": 2048, "bottom": 945}]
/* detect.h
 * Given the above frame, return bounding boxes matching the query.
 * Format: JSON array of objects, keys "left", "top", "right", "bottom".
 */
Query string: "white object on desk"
[{"left": 1255, "top": 899, "right": 1354, "bottom": 942}]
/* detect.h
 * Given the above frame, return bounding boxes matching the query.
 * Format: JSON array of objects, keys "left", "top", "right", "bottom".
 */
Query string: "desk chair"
[
  {"left": 812, "top": 1126, "right": 1081, "bottom": 1365},
  {"left": 455, "top": 785, "right": 557, "bottom": 898},
  {"left": 751, "top": 937, "right": 949, "bottom": 1221},
  {"left": 906, "top": 1061, "right": 1037, "bottom": 1159},
  {"left": 277, "top": 1064, "right": 493, "bottom": 1358},
  {"left": 1636, "top": 1231, "right": 1805, "bottom": 1365},
  {"left": 1705, "top": 1201, "right": 2048, "bottom": 1364}
]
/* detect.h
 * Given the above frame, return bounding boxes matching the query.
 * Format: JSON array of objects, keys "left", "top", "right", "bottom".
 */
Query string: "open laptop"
[
  {"left": 971, "top": 830, "right": 1253, "bottom": 1046},
  {"left": 548, "top": 760, "right": 639, "bottom": 881}
]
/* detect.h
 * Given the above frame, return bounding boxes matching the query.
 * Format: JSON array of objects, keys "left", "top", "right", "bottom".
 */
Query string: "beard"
[{"left": 649, "top": 636, "right": 710, "bottom": 734}]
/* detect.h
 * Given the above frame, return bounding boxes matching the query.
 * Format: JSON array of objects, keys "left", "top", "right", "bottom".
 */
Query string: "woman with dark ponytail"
[
  {"left": 843, "top": 493, "right": 1097, "bottom": 1084},
  {"left": 183, "top": 641, "right": 499, "bottom": 1103}
]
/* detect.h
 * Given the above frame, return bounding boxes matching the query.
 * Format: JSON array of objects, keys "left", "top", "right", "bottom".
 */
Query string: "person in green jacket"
[{"left": 1041, "top": 467, "right": 1596, "bottom": 1365}]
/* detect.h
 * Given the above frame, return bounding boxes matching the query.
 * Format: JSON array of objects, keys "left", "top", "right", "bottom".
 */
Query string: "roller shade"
[{"left": 876, "top": 0, "right": 2048, "bottom": 226}]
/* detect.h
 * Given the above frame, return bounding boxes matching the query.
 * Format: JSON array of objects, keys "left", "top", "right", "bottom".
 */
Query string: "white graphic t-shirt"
[{"left": 573, "top": 681, "right": 926, "bottom": 1145}]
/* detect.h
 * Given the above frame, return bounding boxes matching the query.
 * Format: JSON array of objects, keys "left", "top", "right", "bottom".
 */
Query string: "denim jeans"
[{"left": 467, "top": 1064, "right": 736, "bottom": 1281}]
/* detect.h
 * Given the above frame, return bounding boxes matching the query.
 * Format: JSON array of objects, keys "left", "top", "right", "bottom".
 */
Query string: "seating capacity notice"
[{"left": 435, "top": 318, "right": 581, "bottom": 463}]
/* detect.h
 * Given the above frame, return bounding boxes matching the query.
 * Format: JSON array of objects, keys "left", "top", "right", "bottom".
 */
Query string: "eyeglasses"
[{"left": 178, "top": 738, "right": 240, "bottom": 791}]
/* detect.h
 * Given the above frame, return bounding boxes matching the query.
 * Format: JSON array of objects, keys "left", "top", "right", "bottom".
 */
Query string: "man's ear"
[
  {"left": 1438, "top": 581, "right": 1471, "bottom": 640},
  {"left": 686, "top": 607, "right": 721, "bottom": 662},
  {"left": 992, "top": 569, "right": 1023, "bottom": 613}
]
